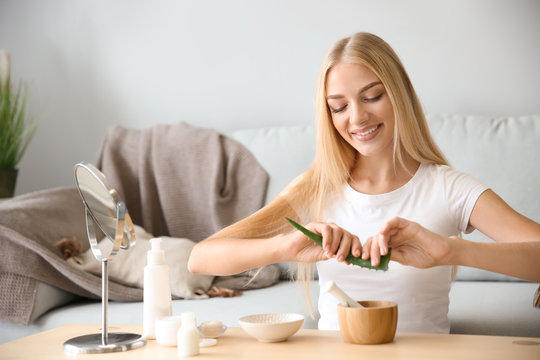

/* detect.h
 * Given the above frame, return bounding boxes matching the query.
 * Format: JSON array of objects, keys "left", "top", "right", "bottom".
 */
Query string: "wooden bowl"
[{"left": 337, "top": 301, "right": 398, "bottom": 345}]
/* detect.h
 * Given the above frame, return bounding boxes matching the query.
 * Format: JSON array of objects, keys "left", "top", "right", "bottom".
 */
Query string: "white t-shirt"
[{"left": 316, "top": 163, "right": 489, "bottom": 333}]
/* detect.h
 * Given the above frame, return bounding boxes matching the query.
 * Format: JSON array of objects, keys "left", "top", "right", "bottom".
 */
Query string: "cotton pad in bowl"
[{"left": 238, "top": 313, "right": 304, "bottom": 342}]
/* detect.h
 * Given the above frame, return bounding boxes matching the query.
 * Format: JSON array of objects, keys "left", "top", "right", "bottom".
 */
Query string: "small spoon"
[{"left": 324, "top": 280, "right": 364, "bottom": 308}]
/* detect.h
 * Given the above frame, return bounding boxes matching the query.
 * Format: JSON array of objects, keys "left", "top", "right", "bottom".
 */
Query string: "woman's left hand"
[{"left": 364, "top": 217, "right": 452, "bottom": 268}]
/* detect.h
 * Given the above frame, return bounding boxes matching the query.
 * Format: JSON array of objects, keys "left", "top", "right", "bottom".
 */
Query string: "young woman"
[{"left": 188, "top": 32, "right": 540, "bottom": 333}]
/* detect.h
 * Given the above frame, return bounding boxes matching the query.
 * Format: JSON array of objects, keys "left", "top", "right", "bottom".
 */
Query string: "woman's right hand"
[{"left": 284, "top": 222, "right": 362, "bottom": 264}]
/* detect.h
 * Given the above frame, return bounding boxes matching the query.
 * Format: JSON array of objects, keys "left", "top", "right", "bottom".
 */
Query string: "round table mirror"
[
  {"left": 74, "top": 162, "right": 133, "bottom": 257},
  {"left": 63, "top": 162, "right": 145, "bottom": 354}
]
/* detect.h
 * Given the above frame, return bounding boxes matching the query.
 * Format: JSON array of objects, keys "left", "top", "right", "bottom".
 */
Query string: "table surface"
[{"left": 1, "top": 324, "right": 540, "bottom": 360}]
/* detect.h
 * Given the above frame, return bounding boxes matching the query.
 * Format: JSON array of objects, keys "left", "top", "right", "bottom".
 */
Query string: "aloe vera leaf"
[{"left": 285, "top": 217, "right": 390, "bottom": 271}]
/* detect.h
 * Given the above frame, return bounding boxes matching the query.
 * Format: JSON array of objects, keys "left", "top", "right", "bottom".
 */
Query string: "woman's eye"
[
  {"left": 331, "top": 105, "right": 347, "bottom": 114},
  {"left": 363, "top": 93, "right": 383, "bottom": 103}
]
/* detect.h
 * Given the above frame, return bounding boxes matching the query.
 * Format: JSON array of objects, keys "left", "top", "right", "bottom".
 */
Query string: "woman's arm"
[
  {"left": 468, "top": 189, "right": 540, "bottom": 243},
  {"left": 371, "top": 190, "right": 540, "bottom": 282},
  {"left": 448, "top": 236, "right": 540, "bottom": 282},
  {"left": 187, "top": 196, "right": 300, "bottom": 275},
  {"left": 188, "top": 195, "right": 363, "bottom": 276},
  {"left": 453, "top": 189, "right": 540, "bottom": 281}
]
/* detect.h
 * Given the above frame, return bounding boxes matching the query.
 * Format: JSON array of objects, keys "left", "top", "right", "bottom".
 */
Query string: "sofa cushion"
[
  {"left": 29, "top": 282, "right": 78, "bottom": 322},
  {"left": 229, "top": 125, "right": 315, "bottom": 205},
  {"left": 448, "top": 281, "right": 540, "bottom": 336}
]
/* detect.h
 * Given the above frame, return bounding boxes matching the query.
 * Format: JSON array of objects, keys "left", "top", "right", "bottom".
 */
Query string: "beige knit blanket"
[{"left": 0, "top": 122, "right": 271, "bottom": 325}]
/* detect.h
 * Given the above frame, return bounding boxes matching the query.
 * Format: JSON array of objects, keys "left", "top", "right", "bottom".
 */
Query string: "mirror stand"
[{"left": 63, "top": 201, "right": 145, "bottom": 354}]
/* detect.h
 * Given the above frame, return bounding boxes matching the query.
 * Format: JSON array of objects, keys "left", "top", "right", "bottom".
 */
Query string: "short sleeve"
[{"left": 442, "top": 166, "right": 489, "bottom": 234}]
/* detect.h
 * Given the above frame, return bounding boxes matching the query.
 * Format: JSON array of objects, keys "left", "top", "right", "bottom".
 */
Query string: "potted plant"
[{"left": 0, "top": 49, "right": 39, "bottom": 198}]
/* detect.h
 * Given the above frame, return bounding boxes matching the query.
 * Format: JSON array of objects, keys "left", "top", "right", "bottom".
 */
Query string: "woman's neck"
[{"left": 349, "top": 154, "right": 420, "bottom": 195}]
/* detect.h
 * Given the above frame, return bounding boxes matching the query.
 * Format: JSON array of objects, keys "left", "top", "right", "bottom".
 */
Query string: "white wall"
[{"left": 1, "top": 0, "right": 539, "bottom": 195}]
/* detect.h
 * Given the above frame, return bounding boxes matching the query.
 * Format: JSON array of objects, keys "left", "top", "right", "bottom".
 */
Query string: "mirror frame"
[{"left": 74, "top": 162, "right": 135, "bottom": 260}]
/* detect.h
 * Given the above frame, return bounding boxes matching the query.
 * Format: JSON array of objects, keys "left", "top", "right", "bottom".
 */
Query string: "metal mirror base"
[{"left": 63, "top": 333, "right": 146, "bottom": 354}]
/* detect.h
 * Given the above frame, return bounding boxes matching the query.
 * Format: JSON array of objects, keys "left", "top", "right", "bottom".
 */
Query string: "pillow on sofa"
[
  {"left": 29, "top": 282, "right": 79, "bottom": 322},
  {"left": 67, "top": 225, "right": 215, "bottom": 299},
  {"left": 228, "top": 125, "right": 315, "bottom": 206}
]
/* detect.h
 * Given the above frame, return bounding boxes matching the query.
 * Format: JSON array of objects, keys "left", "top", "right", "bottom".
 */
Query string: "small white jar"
[{"left": 155, "top": 316, "right": 182, "bottom": 346}]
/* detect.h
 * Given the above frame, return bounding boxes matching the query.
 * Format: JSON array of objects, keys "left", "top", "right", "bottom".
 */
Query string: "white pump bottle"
[{"left": 143, "top": 238, "right": 172, "bottom": 339}]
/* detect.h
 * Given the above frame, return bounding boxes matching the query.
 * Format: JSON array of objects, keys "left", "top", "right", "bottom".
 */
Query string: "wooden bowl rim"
[{"left": 337, "top": 300, "right": 398, "bottom": 310}]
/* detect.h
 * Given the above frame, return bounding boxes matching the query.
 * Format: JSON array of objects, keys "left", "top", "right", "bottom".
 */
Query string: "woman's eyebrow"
[{"left": 326, "top": 81, "right": 382, "bottom": 100}]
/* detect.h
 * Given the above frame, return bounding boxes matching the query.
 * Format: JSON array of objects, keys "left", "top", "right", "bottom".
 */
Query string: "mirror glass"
[{"left": 74, "top": 162, "right": 132, "bottom": 249}]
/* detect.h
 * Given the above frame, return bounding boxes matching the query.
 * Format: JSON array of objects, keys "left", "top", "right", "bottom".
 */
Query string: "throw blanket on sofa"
[
  {"left": 96, "top": 121, "right": 269, "bottom": 241},
  {"left": 0, "top": 122, "right": 272, "bottom": 325}
]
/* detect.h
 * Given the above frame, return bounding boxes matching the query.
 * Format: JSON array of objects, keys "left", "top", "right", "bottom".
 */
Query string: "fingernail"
[{"left": 380, "top": 248, "right": 386, "bottom": 255}]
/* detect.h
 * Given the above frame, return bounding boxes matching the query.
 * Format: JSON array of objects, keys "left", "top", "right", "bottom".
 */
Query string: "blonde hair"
[
  {"left": 286, "top": 32, "right": 450, "bottom": 313},
  {"left": 299, "top": 32, "right": 448, "bottom": 220}
]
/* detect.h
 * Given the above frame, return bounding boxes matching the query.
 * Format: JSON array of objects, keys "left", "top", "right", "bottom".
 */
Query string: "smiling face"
[{"left": 325, "top": 62, "right": 395, "bottom": 161}]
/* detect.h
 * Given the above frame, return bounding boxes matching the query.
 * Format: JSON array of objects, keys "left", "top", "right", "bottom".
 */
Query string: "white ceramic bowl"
[{"left": 238, "top": 313, "right": 304, "bottom": 342}]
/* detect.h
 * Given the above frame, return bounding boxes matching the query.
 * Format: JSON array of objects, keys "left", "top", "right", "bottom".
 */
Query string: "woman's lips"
[{"left": 351, "top": 124, "right": 382, "bottom": 140}]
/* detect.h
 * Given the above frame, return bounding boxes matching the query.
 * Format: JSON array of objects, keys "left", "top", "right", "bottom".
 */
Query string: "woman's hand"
[
  {"left": 364, "top": 217, "right": 452, "bottom": 268},
  {"left": 286, "top": 222, "right": 362, "bottom": 264}
]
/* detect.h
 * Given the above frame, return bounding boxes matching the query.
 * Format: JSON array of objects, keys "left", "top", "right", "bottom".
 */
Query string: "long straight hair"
[
  {"left": 288, "top": 33, "right": 449, "bottom": 314},
  {"left": 297, "top": 32, "right": 448, "bottom": 221}
]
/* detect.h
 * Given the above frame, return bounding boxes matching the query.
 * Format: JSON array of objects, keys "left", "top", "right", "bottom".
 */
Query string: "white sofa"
[{"left": 1, "top": 114, "right": 539, "bottom": 343}]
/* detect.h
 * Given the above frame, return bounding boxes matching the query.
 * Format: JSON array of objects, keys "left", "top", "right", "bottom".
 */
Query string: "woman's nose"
[{"left": 350, "top": 104, "right": 368, "bottom": 124}]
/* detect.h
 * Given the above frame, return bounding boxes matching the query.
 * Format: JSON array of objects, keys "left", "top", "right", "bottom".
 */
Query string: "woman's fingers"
[
  {"left": 335, "top": 233, "right": 352, "bottom": 263},
  {"left": 307, "top": 222, "right": 360, "bottom": 264},
  {"left": 307, "top": 222, "right": 333, "bottom": 258},
  {"left": 377, "top": 232, "right": 389, "bottom": 256},
  {"left": 329, "top": 223, "right": 343, "bottom": 256},
  {"left": 351, "top": 235, "right": 362, "bottom": 258},
  {"left": 361, "top": 234, "right": 389, "bottom": 267},
  {"left": 370, "top": 234, "right": 381, "bottom": 266},
  {"left": 362, "top": 237, "right": 372, "bottom": 260},
  {"left": 380, "top": 217, "right": 409, "bottom": 239}
]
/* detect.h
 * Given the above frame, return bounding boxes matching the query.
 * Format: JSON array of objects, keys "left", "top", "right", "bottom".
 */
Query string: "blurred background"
[{"left": 1, "top": 0, "right": 539, "bottom": 195}]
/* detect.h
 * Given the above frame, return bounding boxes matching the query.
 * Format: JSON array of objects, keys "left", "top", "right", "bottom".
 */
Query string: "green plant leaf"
[
  {"left": 0, "top": 77, "right": 39, "bottom": 168},
  {"left": 285, "top": 217, "right": 391, "bottom": 271}
]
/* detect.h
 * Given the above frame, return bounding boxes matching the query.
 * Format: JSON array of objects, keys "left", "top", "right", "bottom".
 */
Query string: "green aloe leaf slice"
[{"left": 285, "top": 217, "right": 390, "bottom": 271}]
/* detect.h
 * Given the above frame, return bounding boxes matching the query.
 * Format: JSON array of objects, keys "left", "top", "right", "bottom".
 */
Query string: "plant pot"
[{"left": 0, "top": 168, "right": 18, "bottom": 198}]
